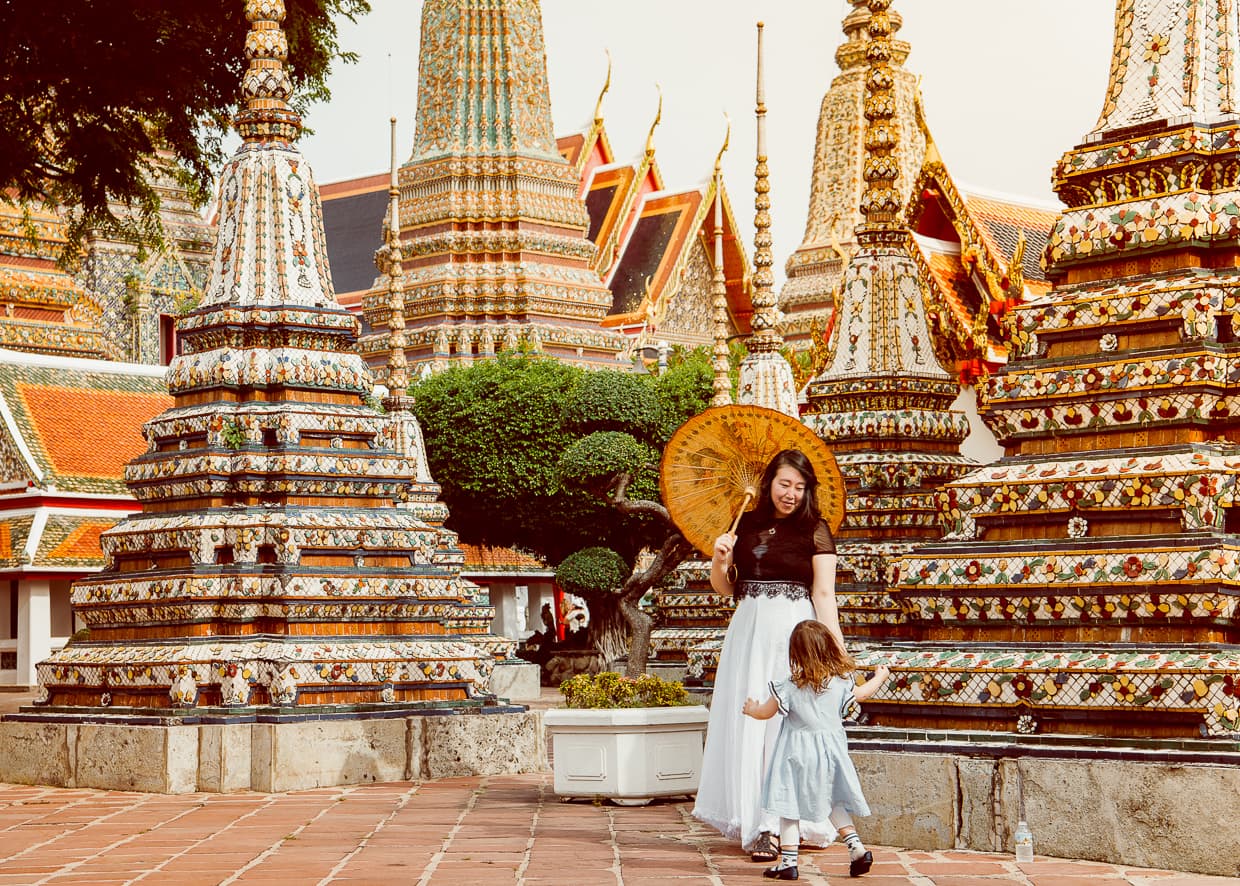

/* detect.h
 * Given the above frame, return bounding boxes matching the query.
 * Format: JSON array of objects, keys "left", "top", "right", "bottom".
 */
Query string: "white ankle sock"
[{"left": 842, "top": 831, "right": 866, "bottom": 860}]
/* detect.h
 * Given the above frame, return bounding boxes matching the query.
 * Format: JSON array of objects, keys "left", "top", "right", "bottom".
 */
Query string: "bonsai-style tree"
[
  {"left": 555, "top": 354, "right": 712, "bottom": 677},
  {"left": 411, "top": 348, "right": 716, "bottom": 677}
]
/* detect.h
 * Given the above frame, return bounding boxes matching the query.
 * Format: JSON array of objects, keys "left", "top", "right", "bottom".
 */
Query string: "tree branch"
[{"left": 608, "top": 470, "right": 673, "bottom": 523}]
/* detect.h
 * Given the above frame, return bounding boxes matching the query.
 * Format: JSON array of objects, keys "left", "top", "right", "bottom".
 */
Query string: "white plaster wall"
[{"left": 955, "top": 385, "right": 1003, "bottom": 465}]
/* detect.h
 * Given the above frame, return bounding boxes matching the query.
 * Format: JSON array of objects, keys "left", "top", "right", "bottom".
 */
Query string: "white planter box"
[{"left": 544, "top": 705, "right": 709, "bottom": 801}]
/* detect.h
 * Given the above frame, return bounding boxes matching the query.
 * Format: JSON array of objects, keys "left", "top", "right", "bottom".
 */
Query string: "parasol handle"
[{"left": 727, "top": 488, "right": 757, "bottom": 538}]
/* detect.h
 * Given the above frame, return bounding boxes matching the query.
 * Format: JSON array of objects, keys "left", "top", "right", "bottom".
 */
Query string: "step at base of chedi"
[
  {"left": 0, "top": 0, "right": 542, "bottom": 793},
  {"left": 879, "top": 0, "right": 1240, "bottom": 739}
]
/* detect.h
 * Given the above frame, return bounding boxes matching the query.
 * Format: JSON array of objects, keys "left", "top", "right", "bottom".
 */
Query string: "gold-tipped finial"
[
  {"left": 593, "top": 50, "right": 612, "bottom": 125},
  {"left": 858, "top": 0, "right": 901, "bottom": 228},
  {"left": 384, "top": 116, "right": 409, "bottom": 398},
  {"left": 644, "top": 86, "right": 663, "bottom": 158},
  {"left": 747, "top": 21, "right": 784, "bottom": 353},
  {"left": 235, "top": 0, "right": 302, "bottom": 143},
  {"left": 711, "top": 115, "right": 733, "bottom": 407},
  {"left": 714, "top": 115, "right": 731, "bottom": 175}
]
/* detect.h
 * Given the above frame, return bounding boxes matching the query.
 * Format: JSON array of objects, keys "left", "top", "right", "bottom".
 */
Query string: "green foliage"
[
  {"left": 651, "top": 347, "right": 715, "bottom": 443},
  {"left": 558, "top": 432, "right": 653, "bottom": 491},
  {"left": 0, "top": 0, "right": 369, "bottom": 255},
  {"left": 220, "top": 420, "right": 247, "bottom": 450},
  {"left": 555, "top": 546, "right": 627, "bottom": 597},
  {"left": 564, "top": 370, "right": 660, "bottom": 437},
  {"left": 411, "top": 354, "right": 633, "bottom": 562},
  {"left": 560, "top": 671, "right": 692, "bottom": 709}
]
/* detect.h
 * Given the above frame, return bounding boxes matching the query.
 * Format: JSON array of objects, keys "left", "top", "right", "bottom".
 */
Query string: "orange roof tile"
[
  {"left": 460, "top": 543, "right": 550, "bottom": 573},
  {"left": 16, "top": 383, "right": 171, "bottom": 481},
  {"left": 964, "top": 194, "right": 1059, "bottom": 285},
  {"left": 46, "top": 520, "right": 113, "bottom": 561}
]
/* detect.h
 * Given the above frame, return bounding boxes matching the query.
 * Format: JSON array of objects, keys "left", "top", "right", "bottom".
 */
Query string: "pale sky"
[{"left": 296, "top": 1, "right": 1118, "bottom": 285}]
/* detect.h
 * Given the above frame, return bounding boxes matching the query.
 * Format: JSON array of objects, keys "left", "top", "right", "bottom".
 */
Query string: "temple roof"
[
  {"left": 460, "top": 543, "right": 552, "bottom": 577},
  {"left": 0, "top": 348, "right": 169, "bottom": 496},
  {"left": 0, "top": 201, "right": 116, "bottom": 361}
]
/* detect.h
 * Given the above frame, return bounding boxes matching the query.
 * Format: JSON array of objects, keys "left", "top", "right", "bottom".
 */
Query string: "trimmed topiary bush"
[
  {"left": 564, "top": 370, "right": 660, "bottom": 437},
  {"left": 556, "top": 546, "right": 626, "bottom": 597},
  {"left": 559, "top": 671, "right": 691, "bottom": 708},
  {"left": 558, "top": 432, "right": 655, "bottom": 491}
]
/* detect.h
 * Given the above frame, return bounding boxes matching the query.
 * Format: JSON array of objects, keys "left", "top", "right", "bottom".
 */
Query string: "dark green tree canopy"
[
  {"left": 555, "top": 547, "right": 627, "bottom": 599},
  {"left": 410, "top": 350, "right": 714, "bottom": 566},
  {"left": 0, "top": 0, "right": 369, "bottom": 252},
  {"left": 411, "top": 354, "right": 633, "bottom": 563}
]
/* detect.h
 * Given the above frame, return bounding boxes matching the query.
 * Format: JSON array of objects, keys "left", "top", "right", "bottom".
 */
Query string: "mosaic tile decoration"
[
  {"left": 33, "top": 0, "right": 496, "bottom": 713},
  {"left": 850, "top": 645, "right": 1240, "bottom": 737}
]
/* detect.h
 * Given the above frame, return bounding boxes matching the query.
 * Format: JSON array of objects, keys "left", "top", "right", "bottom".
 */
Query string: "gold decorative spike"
[
  {"left": 384, "top": 116, "right": 409, "bottom": 400},
  {"left": 747, "top": 21, "right": 784, "bottom": 353},
  {"left": 593, "top": 50, "right": 612, "bottom": 125},
  {"left": 644, "top": 86, "right": 663, "bottom": 158},
  {"left": 711, "top": 116, "right": 733, "bottom": 407}
]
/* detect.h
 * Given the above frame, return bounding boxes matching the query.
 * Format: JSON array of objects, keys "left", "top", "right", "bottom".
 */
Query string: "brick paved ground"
[{"left": 0, "top": 774, "right": 1235, "bottom": 886}]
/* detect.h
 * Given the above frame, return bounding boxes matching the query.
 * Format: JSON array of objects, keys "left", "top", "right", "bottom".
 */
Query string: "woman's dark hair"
[{"left": 754, "top": 448, "right": 821, "bottom": 529}]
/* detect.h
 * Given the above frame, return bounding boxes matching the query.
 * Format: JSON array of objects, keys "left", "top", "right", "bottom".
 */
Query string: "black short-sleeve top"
[{"left": 733, "top": 512, "right": 836, "bottom": 588}]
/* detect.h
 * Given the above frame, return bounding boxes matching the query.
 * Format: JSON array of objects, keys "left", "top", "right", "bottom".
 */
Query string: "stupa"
[
  {"left": 779, "top": 0, "right": 925, "bottom": 352},
  {"left": 885, "top": 0, "right": 1240, "bottom": 737},
  {"left": 1, "top": 1, "right": 541, "bottom": 792},
  {"left": 359, "top": 0, "right": 626, "bottom": 377},
  {"left": 801, "top": 0, "right": 975, "bottom": 639}
]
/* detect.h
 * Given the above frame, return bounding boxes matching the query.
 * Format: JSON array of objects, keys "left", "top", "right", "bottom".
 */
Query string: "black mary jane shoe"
[
  {"left": 849, "top": 849, "right": 874, "bottom": 877},
  {"left": 763, "top": 865, "right": 799, "bottom": 880},
  {"left": 749, "top": 831, "right": 779, "bottom": 863}
]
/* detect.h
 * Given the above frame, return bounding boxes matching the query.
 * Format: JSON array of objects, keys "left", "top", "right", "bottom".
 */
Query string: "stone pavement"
[{"left": 0, "top": 773, "right": 1234, "bottom": 886}]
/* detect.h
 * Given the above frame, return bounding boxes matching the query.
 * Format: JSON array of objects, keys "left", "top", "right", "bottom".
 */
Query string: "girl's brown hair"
[{"left": 788, "top": 620, "right": 854, "bottom": 690}]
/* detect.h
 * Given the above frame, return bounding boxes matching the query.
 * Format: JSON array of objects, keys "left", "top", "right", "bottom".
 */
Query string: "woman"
[{"left": 691, "top": 448, "right": 844, "bottom": 862}]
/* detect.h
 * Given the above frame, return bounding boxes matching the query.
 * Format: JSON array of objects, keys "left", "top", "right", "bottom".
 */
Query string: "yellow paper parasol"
[{"left": 659, "top": 404, "right": 846, "bottom": 557}]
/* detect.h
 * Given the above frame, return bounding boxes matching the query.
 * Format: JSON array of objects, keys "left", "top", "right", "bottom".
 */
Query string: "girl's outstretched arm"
[
  {"left": 742, "top": 695, "right": 779, "bottom": 720},
  {"left": 853, "top": 665, "right": 890, "bottom": 702}
]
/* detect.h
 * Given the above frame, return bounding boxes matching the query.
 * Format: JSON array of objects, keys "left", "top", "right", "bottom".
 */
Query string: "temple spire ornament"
[
  {"left": 382, "top": 116, "right": 410, "bottom": 408},
  {"left": 711, "top": 120, "right": 733, "bottom": 408},
  {"left": 234, "top": 0, "right": 302, "bottom": 143},
  {"left": 1092, "top": 0, "right": 1240, "bottom": 135},
  {"left": 736, "top": 22, "right": 797, "bottom": 416}
]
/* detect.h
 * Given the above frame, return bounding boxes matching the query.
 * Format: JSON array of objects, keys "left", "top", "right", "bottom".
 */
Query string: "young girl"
[{"left": 742, "top": 620, "right": 890, "bottom": 880}]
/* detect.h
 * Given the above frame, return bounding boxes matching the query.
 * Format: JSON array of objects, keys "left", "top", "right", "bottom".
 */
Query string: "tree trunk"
[{"left": 580, "top": 592, "right": 629, "bottom": 667}]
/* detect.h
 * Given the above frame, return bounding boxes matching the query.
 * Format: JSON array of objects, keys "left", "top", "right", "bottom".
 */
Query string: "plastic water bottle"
[{"left": 1014, "top": 820, "right": 1034, "bottom": 863}]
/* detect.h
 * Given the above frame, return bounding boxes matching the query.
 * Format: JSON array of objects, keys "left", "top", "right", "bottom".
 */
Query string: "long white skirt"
[{"left": 691, "top": 594, "right": 835, "bottom": 850}]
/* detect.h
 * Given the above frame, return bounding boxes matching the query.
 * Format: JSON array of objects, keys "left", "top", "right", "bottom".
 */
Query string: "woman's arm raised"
[{"left": 710, "top": 532, "right": 736, "bottom": 595}]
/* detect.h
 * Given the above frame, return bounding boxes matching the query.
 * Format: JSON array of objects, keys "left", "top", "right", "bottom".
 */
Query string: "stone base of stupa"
[
  {"left": 488, "top": 661, "right": 541, "bottom": 700},
  {"left": 850, "top": 735, "right": 1240, "bottom": 877},
  {"left": 0, "top": 703, "right": 545, "bottom": 793}
]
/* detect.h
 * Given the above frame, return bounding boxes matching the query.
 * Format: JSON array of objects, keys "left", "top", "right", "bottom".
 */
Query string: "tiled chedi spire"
[
  {"left": 736, "top": 22, "right": 797, "bottom": 417},
  {"left": 801, "top": 0, "right": 973, "bottom": 636},
  {"left": 35, "top": 0, "right": 494, "bottom": 711},
  {"left": 779, "top": 0, "right": 925, "bottom": 351},
  {"left": 359, "top": 0, "right": 624, "bottom": 375},
  {"left": 885, "top": 0, "right": 1240, "bottom": 737}
]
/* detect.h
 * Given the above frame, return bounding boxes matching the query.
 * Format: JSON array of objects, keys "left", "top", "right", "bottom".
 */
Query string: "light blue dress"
[{"left": 760, "top": 676, "right": 871, "bottom": 823}]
